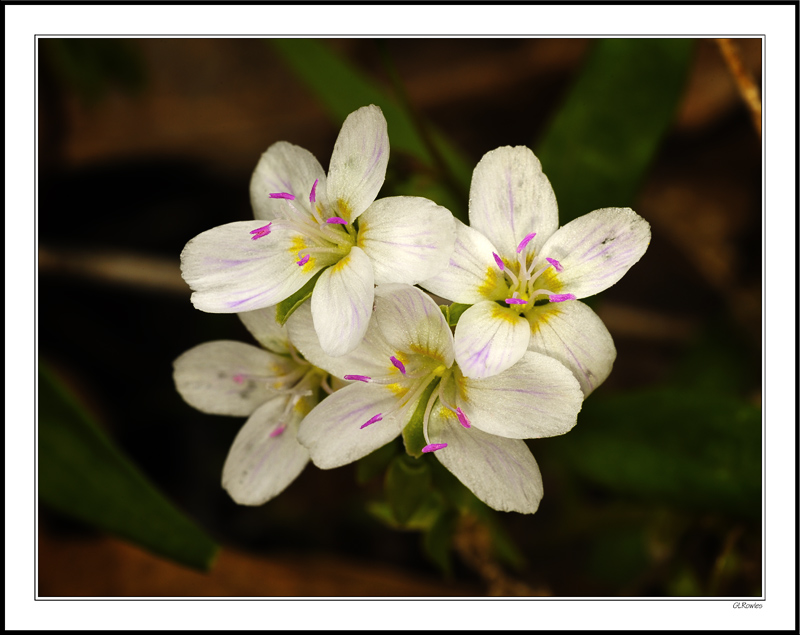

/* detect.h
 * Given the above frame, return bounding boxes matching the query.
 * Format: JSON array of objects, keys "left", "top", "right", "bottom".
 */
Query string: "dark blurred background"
[{"left": 37, "top": 38, "right": 762, "bottom": 597}]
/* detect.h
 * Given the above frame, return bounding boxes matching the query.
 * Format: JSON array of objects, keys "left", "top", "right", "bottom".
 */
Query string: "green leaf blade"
[
  {"left": 401, "top": 378, "right": 440, "bottom": 458},
  {"left": 275, "top": 268, "right": 325, "bottom": 325},
  {"left": 38, "top": 362, "right": 219, "bottom": 570}
]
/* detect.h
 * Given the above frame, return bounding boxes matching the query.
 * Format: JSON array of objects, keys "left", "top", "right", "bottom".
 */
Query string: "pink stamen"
[
  {"left": 549, "top": 293, "right": 576, "bottom": 303},
  {"left": 422, "top": 443, "right": 447, "bottom": 453},
  {"left": 249, "top": 223, "right": 272, "bottom": 240},
  {"left": 325, "top": 217, "right": 347, "bottom": 224},
  {"left": 456, "top": 407, "right": 471, "bottom": 429},
  {"left": 492, "top": 252, "right": 505, "bottom": 271},
  {"left": 360, "top": 413, "right": 383, "bottom": 429},
  {"left": 506, "top": 298, "right": 527, "bottom": 305},
  {"left": 232, "top": 374, "right": 245, "bottom": 384},
  {"left": 516, "top": 232, "right": 537, "bottom": 253},
  {"left": 546, "top": 257, "right": 563, "bottom": 272},
  {"left": 269, "top": 192, "right": 295, "bottom": 200},
  {"left": 297, "top": 254, "right": 310, "bottom": 267},
  {"left": 309, "top": 179, "right": 318, "bottom": 203},
  {"left": 344, "top": 375, "right": 371, "bottom": 383},
  {"left": 390, "top": 356, "right": 406, "bottom": 375},
  {"left": 269, "top": 424, "right": 287, "bottom": 438}
]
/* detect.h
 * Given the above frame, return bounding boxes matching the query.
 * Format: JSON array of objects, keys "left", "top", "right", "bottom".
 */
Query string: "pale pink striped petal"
[
  {"left": 426, "top": 400, "right": 543, "bottom": 513},
  {"left": 419, "top": 220, "right": 507, "bottom": 304},
  {"left": 326, "top": 105, "right": 389, "bottom": 222},
  {"left": 373, "top": 284, "right": 455, "bottom": 368},
  {"left": 454, "top": 301, "right": 531, "bottom": 379},
  {"left": 469, "top": 146, "right": 559, "bottom": 260},
  {"left": 238, "top": 305, "right": 291, "bottom": 354},
  {"left": 222, "top": 396, "right": 311, "bottom": 505},
  {"left": 180, "top": 220, "right": 335, "bottom": 313},
  {"left": 250, "top": 141, "right": 328, "bottom": 221},
  {"left": 456, "top": 351, "right": 583, "bottom": 439},
  {"left": 172, "top": 341, "right": 294, "bottom": 417},
  {"left": 310, "top": 246, "right": 374, "bottom": 357},
  {"left": 526, "top": 300, "right": 616, "bottom": 397},
  {"left": 539, "top": 207, "right": 651, "bottom": 299},
  {"left": 296, "top": 383, "right": 406, "bottom": 469},
  {"left": 358, "top": 196, "right": 455, "bottom": 285}
]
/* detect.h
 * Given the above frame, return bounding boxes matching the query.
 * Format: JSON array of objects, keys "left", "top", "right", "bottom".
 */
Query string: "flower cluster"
[{"left": 174, "top": 105, "right": 651, "bottom": 512}]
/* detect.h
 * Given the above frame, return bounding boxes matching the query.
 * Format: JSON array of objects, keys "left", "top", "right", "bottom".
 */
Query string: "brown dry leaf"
[{"left": 38, "top": 530, "right": 481, "bottom": 597}]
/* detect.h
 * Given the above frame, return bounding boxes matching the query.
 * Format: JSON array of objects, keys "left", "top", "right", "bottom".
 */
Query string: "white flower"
[
  {"left": 286, "top": 284, "right": 583, "bottom": 514},
  {"left": 180, "top": 105, "right": 456, "bottom": 357},
  {"left": 420, "top": 145, "right": 651, "bottom": 395},
  {"left": 172, "top": 306, "right": 329, "bottom": 506}
]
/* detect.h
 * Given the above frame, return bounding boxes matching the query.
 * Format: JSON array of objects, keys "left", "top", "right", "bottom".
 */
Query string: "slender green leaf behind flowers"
[
  {"left": 287, "top": 284, "right": 584, "bottom": 514},
  {"left": 180, "top": 105, "right": 456, "bottom": 358},
  {"left": 172, "top": 305, "right": 331, "bottom": 506},
  {"left": 420, "top": 145, "right": 651, "bottom": 395}
]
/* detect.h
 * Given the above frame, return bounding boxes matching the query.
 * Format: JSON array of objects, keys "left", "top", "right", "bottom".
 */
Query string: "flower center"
[
  {"left": 492, "top": 232, "right": 576, "bottom": 314},
  {"left": 251, "top": 180, "right": 358, "bottom": 270},
  {"left": 348, "top": 352, "right": 455, "bottom": 448}
]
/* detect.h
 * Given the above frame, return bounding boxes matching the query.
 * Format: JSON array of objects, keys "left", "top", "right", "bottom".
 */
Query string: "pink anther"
[
  {"left": 456, "top": 407, "right": 471, "bottom": 429},
  {"left": 492, "top": 252, "right": 505, "bottom": 271},
  {"left": 269, "top": 424, "right": 287, "bottom": 438},
  {"left": 249, "top": 223, "right": 272, "bottom": 240},
  {"left": 549, "top": 293, "right": 576, "bottom": 302},
  {"left": 390, "top": 356, "right": 406, "bottom": 375},
  {"left": 344, "top": 375, "right": 371, "bottom": 383},
  {"left": 269, "top": 192, "right": 295, "bottom": 200},
  {"left": 506, "top": 298, "right": 527, "bottom": 305},
  {"left": 325, "top": 217, "right": 347, "bottom": 224},
  {"left": 545, "top": 257, "right": 563, "bottom": 272},
  {"left": 309, "top": 179, "right": 318, "bottom": 203},
  {"left": 516, "top": 232, "right": 537, "bottom": 253},
  {"left": 422, "top": 443, "right": 447, "bottom": 453},
  {"left": 360, "top": 413, "right": 383, "bottom": 429},
  {"left": 297, "top": 254, "right": 310, "bottom": 267}
]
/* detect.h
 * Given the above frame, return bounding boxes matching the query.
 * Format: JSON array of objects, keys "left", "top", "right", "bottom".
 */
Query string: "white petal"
[
  {"left": 374, "top": 284, "right": 455, "bottom": 368},
  {"left": 173, "top": 341, "right": 294, "bottom": 417},
  {"left": 238, "top": 305, "right": 290, "bottom": 354},
  {"left": 526, "top": 300, "right": 616, "bottom": 397},
  {"left": 180, "top": 220, "right": 336, "bottom": 313},
  {"left": 539, "top": 207, "right": 651, "bottom": 298},
  {"left": 222, "top": 396, "right": 310, "bottom": 505},
  {"left": 310, "top": 246, "right": 374, "bottom": 357},
  {"left": 454, "top": 301, "right": 531, "bottom": 379},
  {"left": 286, "top": 301, "right": 395, "bottom": 380},
  {"left": 358, "top": 196, "right": 456, "bottom": 285},
  {"left": 457, "top": 351, "right": 583, "bottom": 439},
  {"left": 326, "top": 105, "right": 389, "bottom": 221},
  {"left": 249, "top": 141, "right": 328, "bottom": 221},
  {"left": 427, "top": 400, "right": 543, "bottom": 514},
  {"left": 297, "top": 383, "right": 405, "bottom": 469},
  {"left": 419, "top": 219, "right": 507, "bottom": 304},
  {"left": 469, "top": 146, "right": 559, "bottom": 260}
]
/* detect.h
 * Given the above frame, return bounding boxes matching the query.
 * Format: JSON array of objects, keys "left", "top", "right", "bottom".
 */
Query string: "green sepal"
[
  {"left": 366, "top": 494, "right": 441, "bottom": 531},
  {"left": 275, "top": 268, "right": 325, "bottom": 325},
  {"left": 384, "top": 454, "right": 433, "bottom": 525},
  {"left": 401, "top": 378, "right": 440, "bottom": 458},
  {"left": 447, "top": 303, "right": 471, "bottom": 327}
]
